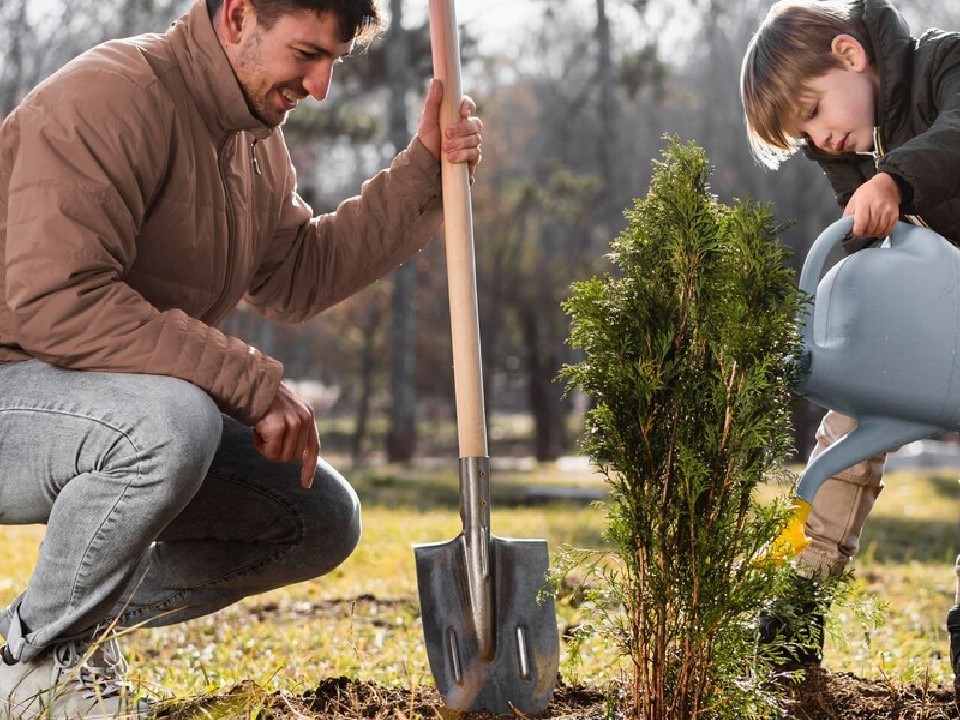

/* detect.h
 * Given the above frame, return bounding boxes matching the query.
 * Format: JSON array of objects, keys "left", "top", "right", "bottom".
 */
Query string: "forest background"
[{"left": 2, "top": 0, "right": 953, "bottom": 466}]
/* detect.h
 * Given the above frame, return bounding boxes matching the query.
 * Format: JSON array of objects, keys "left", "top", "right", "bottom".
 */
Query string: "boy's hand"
[
  {"left": 843, "top": 172, "right": 901, "bottom": 239},
  {"left": 416, "top": 78, "right": 483, "bottom": 183}
]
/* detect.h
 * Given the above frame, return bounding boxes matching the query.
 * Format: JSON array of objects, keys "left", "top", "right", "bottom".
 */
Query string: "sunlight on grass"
[
  {"left": 127, "top": 503, "right": 623, "bottom": 699},
  {"left": 0, "top": 466, "right": 958, "bottom": 697},
  {"left": 827, "top": 562, "right": 955, "bottom": 684},
  {"left": 823, "top": 468, "right": 960, "bottom": 685}
]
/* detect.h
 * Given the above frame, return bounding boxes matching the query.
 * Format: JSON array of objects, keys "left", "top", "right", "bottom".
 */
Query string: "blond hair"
[{"left": 740, "top": 0, "right": 872, "bottom": 168}]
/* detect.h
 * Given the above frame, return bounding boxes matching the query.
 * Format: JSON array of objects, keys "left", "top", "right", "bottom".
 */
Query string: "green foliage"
[{"left": 560, "top": 137, "right": 805, "bottom": 719}]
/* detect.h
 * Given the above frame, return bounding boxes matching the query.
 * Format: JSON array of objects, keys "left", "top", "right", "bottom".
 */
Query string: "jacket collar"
[
  {"left": 860, "top": 0, "right": 913, "bottom": 136},
  {"left": 169, "top": 0, "right": 275, "bottom": 141}
]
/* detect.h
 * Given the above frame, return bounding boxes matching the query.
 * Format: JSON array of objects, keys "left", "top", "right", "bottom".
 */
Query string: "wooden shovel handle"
[{"left": 429, "top": 0, "right": 488, "bottom": 458}]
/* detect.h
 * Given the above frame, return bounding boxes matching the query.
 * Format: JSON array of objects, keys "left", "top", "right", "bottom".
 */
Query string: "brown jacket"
[{"left": 0, "top": 0, "right": 443, "bottom": 424}]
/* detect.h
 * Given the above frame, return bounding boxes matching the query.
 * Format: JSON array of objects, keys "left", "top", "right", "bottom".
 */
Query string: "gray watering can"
[{"left": 774, "top": 215, "right": 960, "bottom": 557}]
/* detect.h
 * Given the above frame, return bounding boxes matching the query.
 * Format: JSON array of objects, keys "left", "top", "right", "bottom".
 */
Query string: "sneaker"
[{"left": 0, "top": 637, "right": 152, "bottom": 719}]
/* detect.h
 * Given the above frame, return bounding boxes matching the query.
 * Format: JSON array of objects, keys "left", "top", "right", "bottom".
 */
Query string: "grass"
[
  {"left": 824, "top": 468, "right": 960, "bottom": 685},
  {"left": 1, "top": 462, "right": 959, "bottom": 705}
]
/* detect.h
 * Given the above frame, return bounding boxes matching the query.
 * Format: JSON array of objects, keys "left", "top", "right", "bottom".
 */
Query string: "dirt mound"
[
  {"left": 786, "top": 667, "right": 958, "bottom": 720},
  {"left": 160, "top": 669, "right": 960, "bottom": 718},
  {"left": 303, "top": 676, "right": 606, "bottom": 719},
  {"left": 301, "top": 670, "right": 960, "bottom": 719}
]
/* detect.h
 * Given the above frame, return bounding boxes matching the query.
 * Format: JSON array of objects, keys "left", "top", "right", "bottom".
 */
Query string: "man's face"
[
  {"left": 795, "top": 36, "right": 878, "bottom": 155},
  {"left": 231, "top": 8, "right": 354, "bottom": 127}
]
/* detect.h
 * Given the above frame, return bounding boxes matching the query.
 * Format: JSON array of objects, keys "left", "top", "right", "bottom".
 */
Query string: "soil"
[
  {"left": 784, "top": 666, "right": 959, "bottom": 720},
  {"left": 162, "top": 668, "right": 960, "bottom": 719}
]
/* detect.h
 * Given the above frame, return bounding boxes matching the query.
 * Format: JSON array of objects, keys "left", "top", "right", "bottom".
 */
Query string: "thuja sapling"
[{"left": 560, "top": 137, "right": 822, "bottom": 720}]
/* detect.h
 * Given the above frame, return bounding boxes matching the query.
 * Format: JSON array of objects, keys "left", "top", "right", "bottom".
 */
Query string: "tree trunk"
[
  {"left": 595, "top": 0, "right": 617, "bottom": 225},
  {"left": 521, "top": 307, "right": 566, "bottom": 461},
  {"left": 352, "top": 305, "right": 383, "bottom": 467},
  {"left": 386, "top": 0, "right": 418, "bottom": 463}
]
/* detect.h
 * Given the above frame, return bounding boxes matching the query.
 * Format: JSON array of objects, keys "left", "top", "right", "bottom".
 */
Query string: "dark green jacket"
[{"left": 804, "top": 0, "right": 960, "bottom": 244}]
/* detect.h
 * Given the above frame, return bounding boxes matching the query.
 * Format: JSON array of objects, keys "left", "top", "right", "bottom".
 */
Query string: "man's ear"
[
  {"left": 216, "top": 0, "right": 254, "bottom": 44},
  {"left": 831, "top": 34, "right": 870, "bottom": 72}
]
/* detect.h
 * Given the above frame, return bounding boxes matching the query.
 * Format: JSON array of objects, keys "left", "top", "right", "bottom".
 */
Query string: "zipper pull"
[
  {"left": 871, "top": 126, "right": 881, "bottom": 170},
  {"left": 250, "top": 140, "right": 262, "bottom": 176}
]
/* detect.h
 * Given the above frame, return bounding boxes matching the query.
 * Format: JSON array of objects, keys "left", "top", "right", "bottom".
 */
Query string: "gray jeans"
[{"left": 0, "top": 361, "right": 361, "bottom": 663}]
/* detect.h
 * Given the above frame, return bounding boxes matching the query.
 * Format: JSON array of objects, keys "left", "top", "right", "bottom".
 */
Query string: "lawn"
[{"left": 1, "top": 462, "right": 959, "bottom": 707}]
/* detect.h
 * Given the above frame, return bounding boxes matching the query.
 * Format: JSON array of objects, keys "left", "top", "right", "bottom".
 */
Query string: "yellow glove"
[{"left": 766, "top": 498, "right": 812, "bottom": 562}]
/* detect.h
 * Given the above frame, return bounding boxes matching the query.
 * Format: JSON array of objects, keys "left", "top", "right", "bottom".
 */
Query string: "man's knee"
[
  {"left": 121, "top": 377, "right": 222, "bottom": 498},
  {"left": 301, "top": 468, "right": 362, "bottom": 576},
  {"left": 321, "top": 476, "right": 362, "bottom": 567}
]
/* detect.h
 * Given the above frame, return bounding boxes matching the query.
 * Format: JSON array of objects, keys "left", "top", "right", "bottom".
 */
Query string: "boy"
[{"left": 740, "top": 0, "right": 960, "bottom": 672}]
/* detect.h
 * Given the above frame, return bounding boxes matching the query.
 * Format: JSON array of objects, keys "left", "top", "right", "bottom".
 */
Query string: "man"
[{"left": 0, "top": 0, "right": 482, "bottom": 715}]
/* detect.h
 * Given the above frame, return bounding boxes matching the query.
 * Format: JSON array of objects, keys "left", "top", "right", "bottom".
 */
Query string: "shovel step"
[{"left": 415, "top": 536, "right": 559, "bottom": 714}]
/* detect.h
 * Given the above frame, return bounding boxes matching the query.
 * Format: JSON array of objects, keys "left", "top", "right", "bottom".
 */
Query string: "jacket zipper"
[
  {"left": 213, "top": 133, "right": 238, "bottom": 319},
  {"left": 250, "top": 139, "right": 262, "bottom": 176}
]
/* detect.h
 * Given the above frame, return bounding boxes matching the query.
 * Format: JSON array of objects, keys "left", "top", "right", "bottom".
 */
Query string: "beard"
[
  {"left": 245, "top": 87, "right": 288, "bottom": 128},
  {"left": 234, "top": 30, "right": 288, "bottom": 128}
]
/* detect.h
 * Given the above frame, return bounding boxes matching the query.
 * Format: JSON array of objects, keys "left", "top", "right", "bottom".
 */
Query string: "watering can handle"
[
  {"left": 798, "top": 218, "right": 920, "bottom": 350},
  {"left": 798, "top": 216, "right": 856, "bottom": 299},
  {"left": 799, "top": 217, "right": 923, "bottom": 295}
]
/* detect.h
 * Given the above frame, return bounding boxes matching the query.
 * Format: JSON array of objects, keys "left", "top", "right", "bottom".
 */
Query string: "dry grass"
[{"left": 1, "top": 463, "right": 958, "bottom": 709}]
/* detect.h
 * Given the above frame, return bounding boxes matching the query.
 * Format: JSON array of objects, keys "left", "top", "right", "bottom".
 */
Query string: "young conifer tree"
[{"left": 561, "top": 137, "right": 805, "bottom": 719}]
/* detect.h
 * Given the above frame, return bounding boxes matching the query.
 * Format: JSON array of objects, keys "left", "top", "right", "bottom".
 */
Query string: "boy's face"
[
  {"left": 219, "top": 0, "right": 354, "bottom": 127},
  {"left": 795, "top": 35, "right": 878, "bottom": 155}
]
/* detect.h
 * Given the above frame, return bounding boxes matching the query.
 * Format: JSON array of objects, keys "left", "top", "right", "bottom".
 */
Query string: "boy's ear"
[{"left": 831, "top": 34, "right": 870, "bottom": 72}]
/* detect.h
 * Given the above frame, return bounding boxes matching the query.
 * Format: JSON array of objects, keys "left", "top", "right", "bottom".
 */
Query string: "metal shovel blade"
[
  {"left": 421, "top": 3, "right": 558, "bottom": 709},
  {"left": 414, "top": 535, "right": 559, "bottom": 714}
]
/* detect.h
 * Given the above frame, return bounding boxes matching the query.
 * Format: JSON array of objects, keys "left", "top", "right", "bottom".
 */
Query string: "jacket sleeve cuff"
[
  {"left": 886, "top": 171, "right": 916, "bottom": 214},
  {"left": 244, "top": 353, "right": 284, "bottom": 425},
  {"left": 404, "top": 137, "right": 442, "bottom": 185}
]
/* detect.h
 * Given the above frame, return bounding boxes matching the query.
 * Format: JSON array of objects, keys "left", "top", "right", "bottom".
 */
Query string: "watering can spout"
[
  {"left": 771, "top": 417, "right": 938, "bottom": 561},
  {"left": 795, "top": 416, "right": 940, "bottom": 506}
]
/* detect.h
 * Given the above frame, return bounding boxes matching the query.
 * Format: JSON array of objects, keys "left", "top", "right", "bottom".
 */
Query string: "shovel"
[{"left": 413, "top": 0, "right": 559, "bottom": 714}]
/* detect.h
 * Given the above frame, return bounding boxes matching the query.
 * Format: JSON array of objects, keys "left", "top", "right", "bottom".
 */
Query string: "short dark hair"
[{"left": 206, "top": 0, "right": 382, "bottom": 45}]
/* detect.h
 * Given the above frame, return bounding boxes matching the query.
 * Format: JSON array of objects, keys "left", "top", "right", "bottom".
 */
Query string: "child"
[{"left": 740, "top": 0, "right": 960, "bottom": 671}]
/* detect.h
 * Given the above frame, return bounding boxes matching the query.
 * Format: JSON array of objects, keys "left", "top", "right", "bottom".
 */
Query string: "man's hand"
[
  {"left": 416, "top": 78, "right": 483, "bottom": 183},
  {"left": 254, "top": 382, "right": 319, "bottom": 489},
  {"left": 843, "top": 172, "right": 901, "bottom": 238}
]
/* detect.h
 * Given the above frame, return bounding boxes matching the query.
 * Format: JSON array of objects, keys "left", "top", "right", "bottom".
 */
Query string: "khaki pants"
[{"left": 798, "top": 411, "right": 887, "bottom": 577}]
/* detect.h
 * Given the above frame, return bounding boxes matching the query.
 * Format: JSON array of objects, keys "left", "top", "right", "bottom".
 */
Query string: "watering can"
[{"left": 774, "top": 215, "right": 960, "bottom": 557}]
